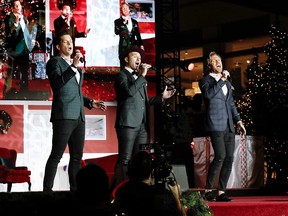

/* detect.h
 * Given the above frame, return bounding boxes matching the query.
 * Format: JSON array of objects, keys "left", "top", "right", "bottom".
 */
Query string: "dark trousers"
[
  {"left": 4, "top": 53, "right": 29, "bottom": 95},
  {"left": 205, "top": 125, "right": 235, "bottom": 191},
  {"left": 113, "top": 123, "right": 148, "bottom": 187},
  {"left": 43, "top": 117, "right": 85, "bottom": 191}
]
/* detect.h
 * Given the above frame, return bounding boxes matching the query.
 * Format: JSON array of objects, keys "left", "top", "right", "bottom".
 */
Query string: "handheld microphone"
[
  {"left": 139, "top": 64, "right": 156, "bottom": 71},
  {"left": 222, "top": 70, "right": 233, "bottom": 87},
  {"left": 221, "top": 70, "right": 231, "bottom": 81},
  {"left": 149, "top": 67, "right": 157, "bottom": 71},
  {"left": 221, "top": 70, "right": 230, "bottom": 77},
  {"left": 75, "top": 49, "right": 84, "bottom": 63}
]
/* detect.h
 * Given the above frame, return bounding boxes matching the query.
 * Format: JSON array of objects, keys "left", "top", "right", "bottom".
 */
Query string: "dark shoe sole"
[
  {"left": 216, "top": 194, "right": 232, "bottom": 202},
  {"left": 204, "top": 191, "right": 216, "bottom": 201}
]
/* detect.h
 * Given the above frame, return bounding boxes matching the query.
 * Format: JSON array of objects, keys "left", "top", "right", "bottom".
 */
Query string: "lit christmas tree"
[
  {"left": 261, "top": 24, "right": 288, "bottom": 190},
  {"left": 237, "top": 24, "right": 288, "bottom": 190},
  {"left": 236, "top": 53, "right": 264, "bottom": 135}
]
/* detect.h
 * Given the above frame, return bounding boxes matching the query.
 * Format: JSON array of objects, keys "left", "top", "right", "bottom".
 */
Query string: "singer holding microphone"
[
  {"left": 53, "top": 1, "right": 90, "bottom": 56},
  {"left": 112, "top": 45, "right": 176, "bottom": 188},
  {"left": 3, "top": 0, "right": 32, "bottom": 96},
  {"left": 114, "top": 2, "right": 144, "bottom": 70},
  {"left": 199, "top": 51, "right": 246, "bottom": 202},
  {"left": 43, "top": 31, "right": 106, "bottom": 192}
]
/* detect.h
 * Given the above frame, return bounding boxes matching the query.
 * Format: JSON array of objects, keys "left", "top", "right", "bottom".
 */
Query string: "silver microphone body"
[
  {"left": 221, "top": 70, "right": 230, "bottom": 77},
  {"left": 222, "top": 70, "right": 232, "bottom": 83}
]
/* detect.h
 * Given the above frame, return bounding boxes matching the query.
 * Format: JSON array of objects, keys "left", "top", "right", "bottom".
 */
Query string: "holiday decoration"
[
  {"left": 181, "top": 190, "right": 213, "bottom": 216},
  {"left": 236, "top": 53, "right": 265, "bottom": 135},
  {"left": 0, "top": 110, "right": 12, "bottom": 134},
  {"left": 261, "top": 24, "right": 288, "bottom": 190},
  {"left": 237, "top": 24, "right": 288, "bottom": 190}
]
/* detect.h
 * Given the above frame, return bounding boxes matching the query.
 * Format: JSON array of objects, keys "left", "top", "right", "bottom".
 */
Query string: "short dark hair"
[
  {"left": 11, "top": 0, "right": 22, "bottom": 7},
  {"left": 127, "top": 150, "right": 153, "bottom": 181},
  {"left": 55, "top": 31, "right": 70, "bottom": 45},
  {"left": 76, "top": 164, "right": 110, "bottom": 202},
  {"left": 58, "top": 0, "right": 76, "bottom": 10}
]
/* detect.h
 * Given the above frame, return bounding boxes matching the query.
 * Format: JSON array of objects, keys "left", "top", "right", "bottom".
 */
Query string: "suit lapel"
[
  {"left": 78, "top": 68, "right": 83, "bottom": 85},
  {"left": 57, "top": 57, "right": 79, "bottom": 84}
]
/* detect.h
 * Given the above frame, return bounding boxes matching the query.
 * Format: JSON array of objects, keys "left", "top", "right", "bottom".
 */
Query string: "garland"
[
  {"left": 181, "top": 190, "right": 213, "bottom": 216},
  {"left": 0, "top": 110, "right": 12, "bottom": 134}
]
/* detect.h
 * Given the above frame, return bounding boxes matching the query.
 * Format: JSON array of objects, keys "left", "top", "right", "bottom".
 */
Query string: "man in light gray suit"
[
  {"left": 199, "top": 51, "right": 246, "bottom": 202},
  {"left": 43, "top": 32, "right": 106, "bottom": 192},
  {"left": 113, "top": 45, "right": 176, "bottom": 187}
]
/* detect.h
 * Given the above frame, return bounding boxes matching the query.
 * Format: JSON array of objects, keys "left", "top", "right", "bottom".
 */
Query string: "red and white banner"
[{"left": 193, "top": 135, "right": 264, "bottom": 189}]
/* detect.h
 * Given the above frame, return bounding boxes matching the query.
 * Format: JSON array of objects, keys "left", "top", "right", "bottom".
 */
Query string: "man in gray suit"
[
  {"left": 43, "top": 31, "right": 106, "bottom": 192},
  {"left": 199, "top": 51, "right": 246, "bottom": 202},
  {"left": 113, "top": 45, "right": 176, "bottom": 187},
  {"left": 4, "top": 0, "right": 32, "bottom": 95}
]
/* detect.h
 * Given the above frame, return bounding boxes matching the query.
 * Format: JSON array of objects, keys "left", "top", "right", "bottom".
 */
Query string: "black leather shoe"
[
  {"left": 216, "top": 193, "right": 232, "bottom": 202},
  {"left": 204, "top": 191, "right": 216, "bottom": 201}
]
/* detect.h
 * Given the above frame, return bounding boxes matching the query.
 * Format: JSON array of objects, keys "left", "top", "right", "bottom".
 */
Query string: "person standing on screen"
[
  {"left": 112, "top": 45, "right": 176, "bottom": 188},
  {"left": 43, "top": 31, "right": 106, "bottom": 192},
  {"left": 114, "top": 2, "right": 144, "bottom": 70},
  {"left": 53, "top": 1, "right": 90, "bottom": 56},
  {"left": 3, "top": 0, "right": 33, "bottom": 95},
  {"left": 199, "top": 51, "right": 246, "bottom": 202}
]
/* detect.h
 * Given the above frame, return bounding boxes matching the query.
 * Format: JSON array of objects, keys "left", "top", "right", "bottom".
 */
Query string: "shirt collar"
[
  {"left": 61, "top": 56, "right": 72, "bottom": 65},
  {"left": 125, "top": 67, "right": 134, "bottom": 73},
  {"left": 209, "top": 72, "right": 221, "bottom": 81},
  {"left": 122, "top": 16, "right": 131, "bottom": 20}
]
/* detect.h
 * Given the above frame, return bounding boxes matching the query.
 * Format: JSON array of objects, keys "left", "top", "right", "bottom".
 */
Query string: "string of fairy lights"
[{"left": 236, "top": 24, "right": 288, "bottom": 188}]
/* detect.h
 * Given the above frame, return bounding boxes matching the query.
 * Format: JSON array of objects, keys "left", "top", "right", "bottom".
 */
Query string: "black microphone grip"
[{"left": 75, "top": 49, "right": 84, "bottom": 63}]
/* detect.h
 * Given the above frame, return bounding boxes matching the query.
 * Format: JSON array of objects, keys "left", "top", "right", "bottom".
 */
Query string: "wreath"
[{"left": 0, "top": 110, "right": 12, "bottom": 134}]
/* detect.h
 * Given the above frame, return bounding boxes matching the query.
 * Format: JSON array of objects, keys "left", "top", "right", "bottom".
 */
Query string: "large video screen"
[{"left": 0, "top": 0, "right": 155, "bottom": 100}]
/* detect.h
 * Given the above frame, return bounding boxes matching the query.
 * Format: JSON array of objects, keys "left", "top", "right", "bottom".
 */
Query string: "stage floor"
[
  {"left": 1, "top": 190, "right": 288, "bottom": 215},
  {"left": 208, "top": 195, "right": 288, "bottom": 216}
]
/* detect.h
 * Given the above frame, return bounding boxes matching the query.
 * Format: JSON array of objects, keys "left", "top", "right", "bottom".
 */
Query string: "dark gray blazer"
[
  {"left": 114, "top": 69, "right": 163, "bottom": 128},
  {"left": 4, "top": 13, "right": 29, "bottom": 55},
  {"left": 46, "top": 56, "right": 92, "bottom": 122},
  {"left": 114, "top": 17, "right": 143, "bottom": 56},
  {"left": 199, "top": 74, "right": 241, "bottom": 132}
]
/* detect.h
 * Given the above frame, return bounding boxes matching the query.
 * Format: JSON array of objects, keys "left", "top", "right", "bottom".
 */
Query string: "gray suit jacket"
[
  {"left": 46, "top": 56, "right": 92, "bottom": 122},
  {"left": 4, "top": 13, "right": 29, "bottom": 55},
  {"left": 114, "top": 69, "right": 163, "bottom": 128},
  {"left": 199, "top": 74, "right": 241, "bottom": 132}
]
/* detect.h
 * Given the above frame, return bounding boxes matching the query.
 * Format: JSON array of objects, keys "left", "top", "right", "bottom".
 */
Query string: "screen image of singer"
[
  {"left": 48, "top": 0, "right": 156, "bottom": 71},
  {"left": 0, "top": 1, "right": 156, "bottom": 101},
  {"left": 48, "top": 0, "right": 156, "bottom": 101}
]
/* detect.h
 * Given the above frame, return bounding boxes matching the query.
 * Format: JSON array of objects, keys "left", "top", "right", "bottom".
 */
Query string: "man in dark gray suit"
[
  {"left": 43, "top": 31, "right": 106, "bottom": 192},
  {"left": 114, "top": 2, "right": 144, "bottom": 70},
  {"left": 4, "top": 0, "right": 32, "bottom": 95},
  {"left": 199, "top": 51, "right": 246, "bottom": 202},
  {"left": 113, "top": 45, "right": 176, "bottom": 187}
]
